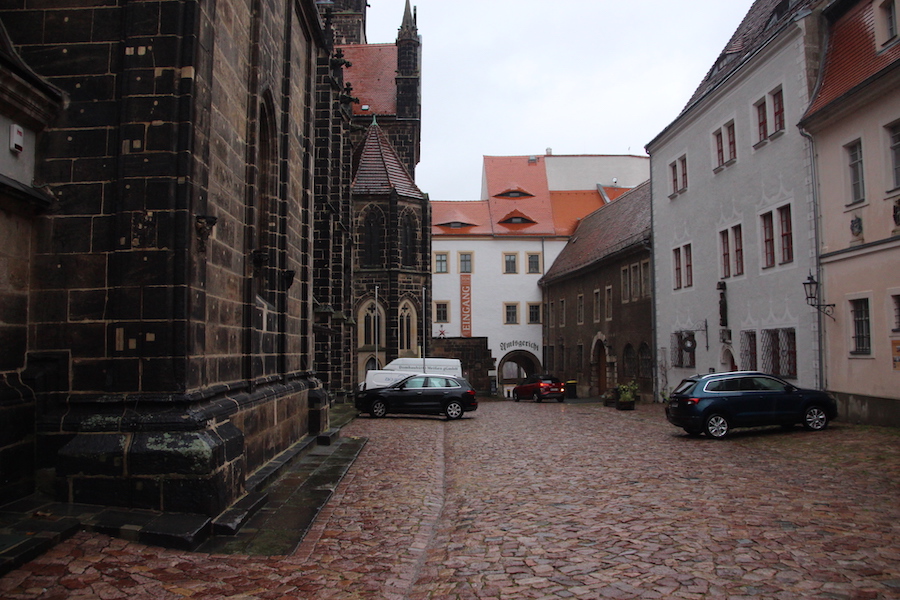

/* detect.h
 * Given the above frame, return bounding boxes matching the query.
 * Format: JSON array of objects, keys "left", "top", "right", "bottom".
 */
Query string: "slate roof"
[
  {"left": 338, "top": 43, "right": 398, "bottom": 116},
  {"left": 541, "top": 180, "right": 651, "bottom": 284},
  {"left": 351, "top": 121, "right": 424, "bottom": 199},
  {"left": 672, "top": 0, "right": 820, "bottom": 126},
  {"left": 803, "top": 0, "right": 900, "bottom": 120}
]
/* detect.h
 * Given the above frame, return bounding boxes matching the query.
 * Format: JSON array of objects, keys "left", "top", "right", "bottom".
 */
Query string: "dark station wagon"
[
  {"left": 355, "top": 373, "right": 478, "bottom": 420},
  {"left": 665, "top": 371, "right": 838, "bottom": 438}
]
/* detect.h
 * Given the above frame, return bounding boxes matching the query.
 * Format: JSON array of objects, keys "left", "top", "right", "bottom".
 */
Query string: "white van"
[
  {"left": 383, "top": 358, "right": 462, "bottom": 377},
  {"left": 360, "top": 369, "right": 414, "bottom": 392}
]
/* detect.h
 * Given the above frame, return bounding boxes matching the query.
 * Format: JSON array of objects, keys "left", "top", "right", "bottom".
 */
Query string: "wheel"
[
  {"left": 513, "top": 391, "right": 520, "bottom": 402},
  {"left": 370, "top": 399, "right": 387, "bottom": 418},
  {"left": 557, "top": 397, "right": 565, "bottom": 403},
  {"left": 704, "top": 414, "right": 730, "bottom": 439},
  {"left": 803, "top": 405, "right": 829, "bottom": 431},
  {"left": 533, "top": 392, "right": 541, "bottom": 403},
  {"left": 445, "top": 400, "right": 463, "bottom": 420}
]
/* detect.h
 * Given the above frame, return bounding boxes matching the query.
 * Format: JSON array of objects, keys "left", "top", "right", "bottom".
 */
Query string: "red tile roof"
[
  {"left": 541, "top": 181, "right": 652, "bottom": 283},
  {"left": 351, "top": 121, "right": 424, "bottom": 199},
  {"left": 432, "top": 156, "right": 636, "bottom": 238},
  {"left": 432, "top": 201, "right": 494, "bottom": 235},
  {"left": 483, "top": 155, "right": 556, "bottom": 236},
  {"left": 338, "top": 44, "right": 398, "bottom": 116},
  {"left": 550, "top": 188, "right": 628, "bottom": 236},
  {"left": 804, "top": 0, "right": 900, "bottom": 118}
]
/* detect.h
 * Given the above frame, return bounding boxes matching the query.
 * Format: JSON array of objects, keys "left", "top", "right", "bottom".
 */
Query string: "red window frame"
[
  {"left": 757, "top": 102, "right": 768, "bottom": 142},
  {"left": 715, "top": 130, "right": 724, "bottom": 167},
  {"left": 684, "top": 244, "right": 693, "bottom": 287},
  {"left": 772, "top": 89, "right": 785, "bottom": 132},
  {"left": 673, "top": 248, "right": 682, "bottom": 289},
  {"left": 720, "top": 230, "right": 731, "bottom": 278},
  {"left": 733, "top": 225, "right": 744, "bottom": 276},
  {"left": 762, "top": 212, "right": 775, "bottom": 268},
  {"left": 726, "top": 122, "right": 736, "bottom": 160},
  {"left": 680, "top": 156, "right": 688, "bottom": 190},
  {"left": 671, "top": 162, "right": 679, "bottom": 194},
  {"left": 778, "top": 205, "right": 793, "bottom": 263}
]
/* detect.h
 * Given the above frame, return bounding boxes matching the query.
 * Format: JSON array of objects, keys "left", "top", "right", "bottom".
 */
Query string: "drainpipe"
[{"left": 799, "top": 125, "right": 826, "bottom": 391}]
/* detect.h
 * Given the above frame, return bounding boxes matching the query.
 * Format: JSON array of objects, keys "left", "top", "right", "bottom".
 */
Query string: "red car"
[{"left": 513, "top": 375, "right": 565, "bottom": 402}]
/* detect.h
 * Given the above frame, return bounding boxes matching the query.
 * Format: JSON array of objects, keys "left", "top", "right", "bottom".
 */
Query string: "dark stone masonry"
[{"left": 0, "top": 0, "right": 421, "bottom": 517}]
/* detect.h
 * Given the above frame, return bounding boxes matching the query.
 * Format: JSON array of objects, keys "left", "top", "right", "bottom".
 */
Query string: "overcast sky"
[{"left": 363, "top": 0, "right": 752, "bottom": 200}]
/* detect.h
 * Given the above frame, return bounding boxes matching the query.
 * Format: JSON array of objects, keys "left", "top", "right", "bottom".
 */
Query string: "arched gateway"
[{"left": 498, "top": 350, "right": 541, "bottom": 398}]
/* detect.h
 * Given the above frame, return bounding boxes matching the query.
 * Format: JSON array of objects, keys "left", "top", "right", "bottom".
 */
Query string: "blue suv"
[{"left": 665, "top": 371, "right": 837, "bottom": 438}]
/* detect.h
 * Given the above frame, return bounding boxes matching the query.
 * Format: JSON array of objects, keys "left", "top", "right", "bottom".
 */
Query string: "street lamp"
[{"left": 803, "top": 273, "right": 835, "bottom": 319}]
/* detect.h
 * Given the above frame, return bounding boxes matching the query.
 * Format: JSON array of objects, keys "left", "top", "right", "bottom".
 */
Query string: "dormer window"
[
  {"left": 495, "top": 188, "right": 534, "bottom": 198},
  {"left": 501, "top": 216, "right": 535, "bottom": 225},
  {"left": 766, "top": 0, "right": 790, "bottom": 29},
  {"left": 878, "top": 0, "right": 898, "bottom": 46},
  {"left": 438, "top": 221, "right": 474, "bottom": 229},
  {"left": 713, "top": 52, "right": 739, "bottom": 73}
]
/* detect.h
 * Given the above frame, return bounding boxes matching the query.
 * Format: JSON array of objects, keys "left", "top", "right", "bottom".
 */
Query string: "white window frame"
[
  {"left": 433, "top": 252, "right": 448, "bottom": 274},
  {"left": 458, "top": 252, "right": 473, "bottom": 274},
  {"left": 434, "top": 301, "right": 450, "bottom": 324},
  {"left": 526, "top": 252, "right": 542, "bottom": 274},
  {"left": 503, "top": 252, "right": 518, "bottom": 274},
  {"left": 504, "top": 302, "right": 520, "bottom": 325}
]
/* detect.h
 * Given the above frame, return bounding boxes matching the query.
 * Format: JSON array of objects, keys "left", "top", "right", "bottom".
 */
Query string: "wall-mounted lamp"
[{"left": 803, "top": 273, "right": 835, "bottom": 319}]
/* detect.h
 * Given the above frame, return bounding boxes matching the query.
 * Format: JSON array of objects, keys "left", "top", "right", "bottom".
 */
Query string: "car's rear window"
[
  {"left": 540, "top": 377, "right": 561, "bottom": 383},
  {"left": 673, "top": 379, "right": 697, "bottom": 395}
]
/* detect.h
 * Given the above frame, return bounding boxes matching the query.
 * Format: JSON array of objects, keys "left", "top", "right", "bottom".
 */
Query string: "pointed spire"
[
  {"left": 351, "top": 121, "right": 424, "bottom": 199},
  {"left": 398, "top": 0, "right": 417, "bottom": 40}
]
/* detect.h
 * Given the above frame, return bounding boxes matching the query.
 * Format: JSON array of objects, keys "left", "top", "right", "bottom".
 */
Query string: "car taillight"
[
  {"left": 465, "top": 389, "right": 475, "bottom": 398},
  {"left": 684, "top": 398, "right": 700, "bottom": 405}
]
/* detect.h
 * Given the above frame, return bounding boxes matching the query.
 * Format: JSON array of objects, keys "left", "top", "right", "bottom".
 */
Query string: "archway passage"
[{"left": 498, "top": 351, "right": 540, "bottom": 398}]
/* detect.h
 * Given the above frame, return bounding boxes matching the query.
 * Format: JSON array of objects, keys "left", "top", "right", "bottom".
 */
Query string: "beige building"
[{"left": 800, "top": 0, "right": 900, "bottom": 425}]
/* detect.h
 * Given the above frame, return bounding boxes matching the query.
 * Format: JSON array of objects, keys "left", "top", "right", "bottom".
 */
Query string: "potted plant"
[
  {"left": 602, "top": 387, "right": 619, "bottom": 407},
  {"left": 616, "top": 380, "right": 638, "bottom": 411}
]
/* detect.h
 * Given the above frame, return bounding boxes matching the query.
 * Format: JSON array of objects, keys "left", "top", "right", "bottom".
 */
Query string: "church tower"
[
  {"left": 396, "top": 1, "right": 420, "bottom": 122},
  {"left": 352, "top": 120, "right": 431, "bottom": 378},
  {"left": 337, "top": 1, "right": 422, "bottom": 179},
  {"left": 328, "top": 0, "right": 368, "bottom": 45}
]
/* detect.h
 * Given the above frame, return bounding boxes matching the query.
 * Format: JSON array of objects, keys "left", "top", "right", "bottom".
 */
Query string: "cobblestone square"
[{"left": 2, "top": 400, "right": 899, "bottom": 599}]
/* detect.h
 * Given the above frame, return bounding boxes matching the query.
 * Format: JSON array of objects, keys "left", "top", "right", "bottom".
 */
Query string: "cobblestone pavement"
[{"left": 2, "top": 400, "right": 900, "bottom": 599}]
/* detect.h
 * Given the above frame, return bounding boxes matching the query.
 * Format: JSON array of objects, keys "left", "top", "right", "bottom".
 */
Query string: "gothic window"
[
  {"left": 399, "top": 301, "right": 417, "bottom": 352},
  {"left": 400, "top": 214, "right": 416, "bottom": 267},
  {"left": 363, "top": 210, "right": 384, "bottom": 266},
  {"left": 360, "top": 301, "right": 384, "bottom": 348},
  {"left": 256, "top": 98, "right": 279, "bottom": 297}
]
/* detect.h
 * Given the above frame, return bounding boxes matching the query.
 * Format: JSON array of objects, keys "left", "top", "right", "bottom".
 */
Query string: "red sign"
[{"left": 460, "top": 274, "right": 472, "bottom": 338}]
